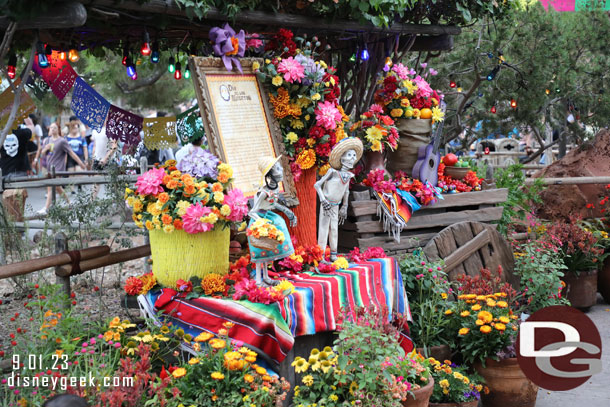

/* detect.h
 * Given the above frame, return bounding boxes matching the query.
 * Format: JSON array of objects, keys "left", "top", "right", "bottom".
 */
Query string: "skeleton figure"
[
  {"left": 315, "top": 137, "right": 363, "bottom": 261},
  {"left": 3, "top": 134, "right": 19, "bottom": 157},
  {"left": 248, "top": 156, "right": 297, "bottom": 286}
]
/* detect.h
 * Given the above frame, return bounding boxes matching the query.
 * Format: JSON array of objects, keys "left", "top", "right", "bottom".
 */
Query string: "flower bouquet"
[
  {"left": 246, "top": 218, "right": 286, "bottom": 250},
  {"left": 349, "top": 103, "right": 399, "bottom": 153},
  {"left": 125, "top": 158, "right": 249, "bottom": 286}
]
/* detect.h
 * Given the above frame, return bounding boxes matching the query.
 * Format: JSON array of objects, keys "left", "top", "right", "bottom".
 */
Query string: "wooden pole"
[
  {"left": 3, "top": 174, "right": 138, "bottom": 189},
  {"left": 0, "top": 245, "right": 110, "bottom": 280},
  {"left": 54, "top": 232, "right": 70, "bottom": 307},
  {"left": 56, "top": 245, "right": 151, "bottom": 277},
  {"left": 0, "top": 168, "right": 5, "bottom": 266},
  {"left": 524, "top": 176, "right": 610, "bottom": 185}
]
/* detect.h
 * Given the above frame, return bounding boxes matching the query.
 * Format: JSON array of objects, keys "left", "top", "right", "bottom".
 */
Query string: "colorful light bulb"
[
  {"left": 184, "top": 65, "right": 190, "bottom": 79},
  {"left": 510, "top": 99, "right": 517, "bottom": 108},
  {"left": 68, "top": 48, "right": 80, "bottom": 62},
  {"left": 151, "top": 42, "right": 160, "bottom": 63},
  {"left": 7, "top": 53, "right": 17, "bottom": 79},
  {"left": 168, "top": 56, "right": 175, "bottom": 73},
  {"left": 174, "top": 61, "right": 182, "bottom": 80},
  {"left": 449, "top": 80, "right": 456, "bottom": 88},
  {"left": 490, "top": 106, "right": 496, "bottom": 114}
]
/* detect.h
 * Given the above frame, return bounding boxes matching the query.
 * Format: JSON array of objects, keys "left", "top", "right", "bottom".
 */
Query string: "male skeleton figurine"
[{"left": 315, "top": 137, "right": 363, "bottom": 261}]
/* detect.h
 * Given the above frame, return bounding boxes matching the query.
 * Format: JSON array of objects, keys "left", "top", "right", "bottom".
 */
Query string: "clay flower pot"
[
  {"left": 474, "top": 358, "right": 538, "bottom": 407},
  {"left": 403, "top": 377, "right": 435, "bottom": 407},
  {"left": 430, "top": 401, "right": 479, "bottom": 407},
  {"left": 598, "top": 257, "right": 610, "bottom": 304},
  {"left": 562, "top": 269, "right": 598, "bottom": 310}
]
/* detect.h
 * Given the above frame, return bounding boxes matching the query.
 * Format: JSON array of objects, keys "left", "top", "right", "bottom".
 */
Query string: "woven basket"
[
  {"left": 149, "top": 227, "right": 230, "bottom": 287},
  {"left": 387, "top": 118, "right": 432, "bottom": 176},
  {"left": 249, "top": 236, "right": 280, "bottom": 251}
]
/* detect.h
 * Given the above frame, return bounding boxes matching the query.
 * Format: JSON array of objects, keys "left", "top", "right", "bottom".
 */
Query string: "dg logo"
[{"left": 516, "top": 305, "right": 602, "bottom": 391}]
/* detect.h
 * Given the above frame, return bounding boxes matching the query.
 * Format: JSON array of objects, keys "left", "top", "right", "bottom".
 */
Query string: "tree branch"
[{"left": 115, "top": 67, "right": 166, "bottom": 94}]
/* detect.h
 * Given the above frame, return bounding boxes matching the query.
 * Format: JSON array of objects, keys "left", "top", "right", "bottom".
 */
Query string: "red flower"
[
  {"left": 124, "top": 277, "right": 144, "bottom": 296},
  {"left": 176, "top": 279, "right": 193, "bottom": 293},
  {"left": 586, "top": 203, "right": 595, "bottom": 209},
  {"left": 315, "top": 142, "right": 331, "bottom": 157},
  {"left": 159, "top": 366, "right": 169, "bottom": 380}
]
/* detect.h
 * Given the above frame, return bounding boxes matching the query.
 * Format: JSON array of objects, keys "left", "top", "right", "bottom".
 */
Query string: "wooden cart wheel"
[{"left": 423, "top": 221, "right": 518, "bottom": 288}]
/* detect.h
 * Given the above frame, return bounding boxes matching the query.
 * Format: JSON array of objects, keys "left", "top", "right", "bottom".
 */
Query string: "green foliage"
[
  {"left": 494, "top": 164, "right": 545, "bottom": 235},
  {"left": 399, "top": 250, "right": 452, "bottom": 351}
]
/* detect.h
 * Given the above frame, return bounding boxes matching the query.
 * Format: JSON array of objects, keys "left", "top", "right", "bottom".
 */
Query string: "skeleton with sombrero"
[
  {"left": 247, "top": 155, "right": 297, "bottom": 286},
  {"left": 314, "top": 137, "right": 363, "bottom": 261}
]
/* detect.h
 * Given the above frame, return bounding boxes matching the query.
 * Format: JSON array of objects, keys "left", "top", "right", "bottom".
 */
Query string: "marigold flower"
[
  {"left": 480, "top": 325, "right": 492, "bottom": 334},
  {"left": 194, "top": 332, "right": 214, "bottom": 342},
  {"left": 211, "top": 371, "right": 225, "bottom": 380},
  {"left": 172, "top": 367, "right": 187, "bottom": 378},
  {"left": 471, "top": 304, "right": 482, "bottom": 311},
  {"left": 460, "top": 311, "right": 470, "bottom": 317},
  {"left": 244, "top": 374, "right": 254, "bottom": 383},
  {"left": 444, "top": 309, "right": 453, "bottom": 315},
  {"left": 496, "top": 301, "right": 508, "bottom": 308},
  {"left": 124, "top": 277, "right": 144, "bottom": 296},
  {"left": 499, "top": 316, "right": 510, "bottom": 324},
  {"left": 477, "top": 311, "right": 493, "bottom": 324},
  {"left": 209, "top": 338, "right": 226, "bottom": 349},
  {"left": 458, "top": 328, "right": 469, "bottom": 335},
  {"left": 495, "top": 323, "right": 507, "bottom": 331}
]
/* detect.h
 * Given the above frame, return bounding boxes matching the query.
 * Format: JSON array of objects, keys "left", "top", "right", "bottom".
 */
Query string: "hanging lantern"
[
  {"left": 168, "top": 56, "right": 176, "bottom": 73},
  {"left": 140, "top": 31, "right": 151, "bottom": 57},
  {"left": 174, "top": 61, "right": 182, "bottom": 80},
  {"left": 510, "top": 99, "right": 517, "bottom": 108},
  {"left": 7, "top": 53, "right": 17, "bottom": 79},
  {"left": 36, "top": 42, "right": 49, "bottom": 68},
  {"left": 151, "top": 42, "right": 160, "bottom": 63},
  {"left": 490, "top": 105, "right": 496, "bottom": 114},
  {"left": 68, "top": 46, "right": 80, "bottom": 63}
]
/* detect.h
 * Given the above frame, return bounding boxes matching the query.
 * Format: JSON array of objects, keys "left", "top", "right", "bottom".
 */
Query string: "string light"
[
  {"left": 457, "top": 87, "right": 463, "bottom": 93},
  {"left": 68, "top": 45, "right": 80, "bottom": 63},
  {"left": 349, "top": 54, "right": 356, "bottom": 63},
  {"left": 126, "top": 57, "right": 136, "bottom": 78},
  {"left": 486, "top": 66, "right": 500, "bottom": 81},
  {"left": 545, "top": 89, "right": 550, "bottom": 95},
  {"left": 122, "top": 42, "right": 129, "bottom": 66},
  {"left": 140, "top": 31, "right": 151, "bottom": 57},
  {"left": 36, "top": 42, "right": 49, "bottom": 68},
  {"left": 7, "top": 52, "right": 17, "bottom": 79},
  {"left": 174, "top": 61, "right": 182, "bottom": 80},
  {"left": 360, "top": 46, "right": 369, "bottom": 61},
  {"left": 510, "top": 99, "right": 517, "bottom": 109},
  {"left": 168, "top": 56, "right": 175, "bottom": 73},
  {"left": 490, "top": 105, "right": 496, "bottom": 114},
  {"left": 449, "top": 80, "right": 456, "bottom": 88},
  {"left": 151, "top": 42, "right": 160, "bottom": 63},
  {"left": 184, "top": 64, "right": 190, "bottom": 79}
]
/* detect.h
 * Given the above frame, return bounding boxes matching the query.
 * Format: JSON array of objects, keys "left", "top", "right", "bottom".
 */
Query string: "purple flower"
[{"left": 177, "top": 148, "right": 219, "bottom": 179}]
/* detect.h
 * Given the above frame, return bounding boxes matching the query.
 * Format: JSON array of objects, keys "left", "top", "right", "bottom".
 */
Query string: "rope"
[{"left": 63, "top": 250, "right": 83, "bottom": 276}]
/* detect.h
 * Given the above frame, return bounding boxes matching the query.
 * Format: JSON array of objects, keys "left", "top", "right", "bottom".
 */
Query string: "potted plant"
[
  {"left": 446, "top": 292, "right": 538, "bottom": 407},
  {"left": 584, "top": 192, "right": 610, "bottom": 303},
  {"left": 373, "top": 63, "right": 445, "bottom": 175},
  {"left": 428, "top": 359, "right": 485, "bottom": 407},
  {"left": 125, "top": 157, "right": 249, "bottom": 287},
  {"left": 546, "top": 218, "right": 607, "bottom": 309},
  {"left": 399, "top": 250, "right": 453, "bottom": 361}
]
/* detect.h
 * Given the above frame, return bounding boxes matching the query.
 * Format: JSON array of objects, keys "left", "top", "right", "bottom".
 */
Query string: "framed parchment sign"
[{"left": 189, "top": 57, "right": 298, "bottom": 205}]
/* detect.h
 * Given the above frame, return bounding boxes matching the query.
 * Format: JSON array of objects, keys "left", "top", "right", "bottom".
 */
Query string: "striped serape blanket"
[{"left": 138, "top": 257, "right": 411, "bottom": 365}]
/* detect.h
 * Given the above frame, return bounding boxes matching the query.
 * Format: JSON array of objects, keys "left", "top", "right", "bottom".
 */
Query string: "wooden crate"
[{"left": 339, "top": 187, "right": 508, "bottom": 255}]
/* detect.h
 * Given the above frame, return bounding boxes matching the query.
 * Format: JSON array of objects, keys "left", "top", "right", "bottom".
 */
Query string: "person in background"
[
  {"left": 66, "top": 116, "right": 89, "bottom": 172},
  {"left": 26, "top": 113, "right": 43, "bottom": 173},
  {"left": 36, "top": 122, "right": 86, "bottom": 215},
  {"left": 1, "top": 118, "right": 35, "bottom": 179},
  {"left": 91, "top": 125, "right": 118, "bottom": 198}
]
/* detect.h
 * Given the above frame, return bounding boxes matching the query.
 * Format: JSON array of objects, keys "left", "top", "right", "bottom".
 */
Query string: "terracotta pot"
[
  {"left": 403, "top": 377, "right": 434, "bottom": 407},
  {"left": 387, "top": 119, "right": 432, "bottom": 177},
  {"left": 474, "top": 358, "right": 537, "bottom": 407},
  {"left": 562, "top": 269, "right": 598, "bottom": 309},
  {"left": 416, "top": 344, "right": 451, "bottom": 362},
  {"left": 444, "top": 166, "right": 471, "bottom": 180},
  {"left": 430, "top": 401, "right": 479, "bottom": 407},
  {"left": 288, "top": 167, "right": 317, "bottom": 247},
  {"left": 598, "top": 257, "right": 610, "bottom": 304}
]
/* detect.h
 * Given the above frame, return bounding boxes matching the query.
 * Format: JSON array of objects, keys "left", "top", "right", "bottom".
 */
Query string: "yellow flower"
[
  {"left": 444, "top": 309, "right": 453, "bottom": 315},
  {"left": 145, "top": 220, "right": 154, "bottom": 231},
  {"left": 252, "top": 61, "right": 260, "bottom": 71},
  {"left": 172, "top": 367, "right": 187, "bottom": 378},
  {"left": 292, "top": 357, "right": 309, "bottom": 373},
  {"left": 318, "top": 163, "right": 331, "bottom": 176},
  {"left": 477, "top": 311, "right": 493, "bottom": 324},
  {"left": 499, "top": 316, "right": 510, "bottom": 324},
  {"left": 486, "top": 299, "right": 497, "bottom": 307},
  {"left": 194, "top": 332, "right": 213, "bottom": 342},
  {"left": 390, "top": 108, "right": 403, "bottom": 117},
  {"left": 244, "top": 374, "right": 254, "bottom": 383},
  {"left": 497, "top": 301, "right": 508, "bottom": 308},
  {"left": 460, "top": 310, "right": 470, "bottom": 317},
  {"left": 202, "top": 212, "right": 218, "bottom": 224},
  {"left": 220, "top": 204, "right": 231, "bottom": 217},
  {"left": 439, "top": 379, "right": 450, "bottom": 388},
  {"left": 213, "top": 191, "right": 224, "bottom": 204},
  {"left": 458, "top": 327, "right": 469, "bottom": 335},
  {"left": 332, "top": 257, "right": 349, "bottom": 270},
  {"left": 441, "top": 293, "right": 448, "bottom": 299},
  {"left": 480, "top": 325, "right": 492, "bottom": 334},
  {"left": 306, "top": 138, "right": 316, "bottom": 147},
  {"left": 163, "top": 224, "right": 175, "bottom": 234},
  {"left": 431, "top": 106, "right": 444, "bottom": 122},
  {"left": 272, "top": 76, "right": 283, "bottom": 86},
  {"left": 404, "top": 108, "right": 414, "bottom": 118},
  {"left": 365, "top": 126, "right": 384, "bottom": 141},
  {"left": 475, "top": 319, "right": 484, "bottom": 326},
  {"left": 400, "top": 98, "right": 410, "bottom": 107},
  {"left": 295, "top": 149, "right": 316, "bottom": 170},
  {"left": 274, "top": 279, "right": 295, "bottom": 294},
  {"left": 320, "top": 360, "right": 332, "bottom": 373},
  {"left": 371, "top": 140, "right": 382, "bottom": 152},
  {"left": 302, "top": 375, "right": 314, "bottom": 386},
  {"left": 495, "top": 323, "right": 507, "bottom": 331},
  {"left": 286, "top": 132, "right": 298, "bottom": 144},
  {"left": 471, "top": 304, "right": 482, "bottom": 311},
  {"left": 211, "top": 371, "right": 225, "bottom": 380},
  {"left": 188, "top": 358, "right": 200, "bottom": 365},
  {"left": 209, "top": 338, "right": 226, "bottom": 349},
  {"left": 311, "top": 93, "right": 321, "bottom": 101},
  {"left": 330, "top": 394, "right": 339, "bottom": 401}
]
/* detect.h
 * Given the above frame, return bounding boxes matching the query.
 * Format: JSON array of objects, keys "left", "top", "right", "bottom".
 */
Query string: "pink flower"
[
  {"left": 413, "top": 75, "right": 433, "bottom": 98},
  {"left": 135, "top": 167, "right": 166, "bottom": 196},
  {"left": 182, "top": 203, "right": 214, "bottom": 234},
  {"left": 391, "top": 63, "right": 411, "bottom": 80},
  {"left": 224, "top": 189, "right": 248, "bottom": 222},
  {"left": 369, "top": 103, "right": 385, "bottom": 114},
  {"left": 278, "top": 56, "right": 305, "bottom": 83},
  {"left": 315, "top": 101, "right": 342, "bottom": 130},
  {"left": 246, "top": 33, "right": 263, "bottom": 49}
]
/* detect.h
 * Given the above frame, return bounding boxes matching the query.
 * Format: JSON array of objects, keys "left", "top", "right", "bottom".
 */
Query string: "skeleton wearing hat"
[
  {"left": 247, "top": 156, "right": 297, "bottom": 286},
  {"left": 315, "top": 137, "right": 363, "bottom": 261}
]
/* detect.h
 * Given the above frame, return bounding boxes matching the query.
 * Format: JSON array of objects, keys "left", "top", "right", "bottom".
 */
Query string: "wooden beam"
[
  {"left": 443, "top": 229, "right": 490, "bottom": 273},
  {"left": 10, "top": 220, "right": 139, "bottom": 230},
  {"left": 0, "top": 2, "right": 87, "bottom": 29},
  {"left": 0, "top": 245, "right": 110, "bottom": 280},
  {"left": 525, "top": 176, "right": 610, "bottom": 185},
  {"left": 92, "top": 0, "right": 461, "bottom": 35},
  {"left": 3, "top": 174, "right": 138, "bottom": 189},
  {"left": 56, "top": 245, "right": 151, "bottom": 277}
]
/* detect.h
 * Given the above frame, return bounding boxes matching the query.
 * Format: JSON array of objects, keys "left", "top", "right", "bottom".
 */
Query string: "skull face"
[{"left": 3, "top": 134, "right": 19, "bottom": 157}]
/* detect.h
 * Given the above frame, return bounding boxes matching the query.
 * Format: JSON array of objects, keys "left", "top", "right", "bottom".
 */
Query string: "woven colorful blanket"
[{"left": 139, "top": 257, "right": 410, "bottom": 365}]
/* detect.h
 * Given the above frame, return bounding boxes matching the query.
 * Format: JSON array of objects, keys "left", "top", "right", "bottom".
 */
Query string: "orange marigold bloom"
[
  {"left": 158, "top": 192, "right": 170, "bottom": 204},
  {"left": 212, "top": 182, "right": 223, "bottom": 192},
  {"left": 295, "top": 149, "right": 316, "bottom": 170},
  {"left": 480, "top": 325, "right": 492, "bottom": 334},
  {"left": 201, "top": 273, "right": 227, "bottom": 296},
  {"left": 218, "top": 173, "right": 229, "bottom": 184},
  {"left": 162, "top": 214, "right": 173, "bottom": 225},
  {"left": 166, "top": 179, "right": 179, "bottom": 189},
  {"left": 244, "top": 374, "right": 254, "bottom": 383},
  {"left": 184, "top": 185, "right": 196, "bottom": 195},
  {"left": 173, "top": 219, "right": 183, "bottom": 230}
]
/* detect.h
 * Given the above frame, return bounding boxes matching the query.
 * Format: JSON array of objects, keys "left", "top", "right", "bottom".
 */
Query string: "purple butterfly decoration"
[{"left": 209, "top": 23, "right": 246, "bottom": 73}]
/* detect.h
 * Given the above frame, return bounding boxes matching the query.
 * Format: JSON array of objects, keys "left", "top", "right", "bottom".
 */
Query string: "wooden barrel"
[{"left": 387, "top": 119, "right": 432, "bottom": 177}]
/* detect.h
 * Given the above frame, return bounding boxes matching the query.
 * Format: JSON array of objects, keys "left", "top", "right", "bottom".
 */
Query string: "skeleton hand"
[
  {"left": 339, "top": 206, "right": 347, "bottom": 225},
  {"left": 288, "top": 212, "right": 298, "bottom": 227},
  {"left": 321, "top": 199, "right": 332, "bottom": 211}
]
